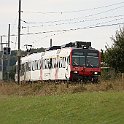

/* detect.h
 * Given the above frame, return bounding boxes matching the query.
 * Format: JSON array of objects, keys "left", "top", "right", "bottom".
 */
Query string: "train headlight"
[
  {"left": 94, "top": 72, "right": 98, "bottom": 75},
  {"left": 74, "top": 71, "right": 78, "bottom": 73}
]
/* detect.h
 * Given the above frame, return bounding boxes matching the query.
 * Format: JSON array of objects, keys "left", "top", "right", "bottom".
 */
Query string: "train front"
[{"left": 70, "top": 48, "right": 101, "bottom": 82}]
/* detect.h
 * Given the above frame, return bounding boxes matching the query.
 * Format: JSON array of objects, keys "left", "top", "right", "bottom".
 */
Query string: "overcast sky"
[{"left": 0, "top": 0, "right": 124, "bottom": 50}]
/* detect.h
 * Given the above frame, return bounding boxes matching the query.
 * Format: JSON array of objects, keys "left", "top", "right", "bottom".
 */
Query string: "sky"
[{"left": 0, "top": 0, "right": 124, "bottom": 51}]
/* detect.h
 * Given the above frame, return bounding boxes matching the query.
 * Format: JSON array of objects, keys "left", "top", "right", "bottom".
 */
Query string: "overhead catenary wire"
[
  {"left": 2, "top": 22, "right": 124, "bottom": 38},
  {"left": 23, "top": 5, "right": 124, "bottom": 25},
  {"left": 23, "top": 1, "right": 124, "bottom": 14},
  {"left": 21, "top": 15, "right": 124, "bottom": 28}
]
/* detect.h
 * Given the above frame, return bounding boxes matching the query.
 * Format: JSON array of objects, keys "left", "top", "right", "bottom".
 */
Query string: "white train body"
[
  {"left": 15, "top": 48, "right": 71, "bottom": 82},
  {"left": 15, "top": 41, "right": 101, "bottom": 82}
]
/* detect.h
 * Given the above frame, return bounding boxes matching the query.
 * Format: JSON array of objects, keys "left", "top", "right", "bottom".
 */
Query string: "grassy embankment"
[{"left": 0, "top": 80, "right": 124, "bottom": 124}]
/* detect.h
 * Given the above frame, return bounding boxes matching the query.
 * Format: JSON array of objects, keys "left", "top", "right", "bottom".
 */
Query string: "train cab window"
[
  {"left": 72, "top": 54, "right": 85, "bottom": 66},
  {"left": 86, "top": 51, "right": 99, "bottom": 68},
  {"left": 86, "top": 56, "right": 99, "bottom": 68},
  {"left": 37, "top": 60, "right": 41, "bottom": 70}
]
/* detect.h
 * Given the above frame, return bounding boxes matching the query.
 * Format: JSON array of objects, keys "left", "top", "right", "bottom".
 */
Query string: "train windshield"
[
  {"left": 86, "top": 52, "right": 99, "bottom": 68},
  {"left": 72, "top": 49, "right": 99, "bottom": 68},
  {"left": 86, "top": 56, "right": 99, "bottom": 68},
  {"left": 72, "top": 52, "right": 85, "bottom": 66}
]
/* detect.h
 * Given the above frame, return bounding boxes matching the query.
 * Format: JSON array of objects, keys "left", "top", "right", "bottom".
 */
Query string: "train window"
[
  {"left": 33, "top": 61, "right": 36, "bottom": 71},
  {"left": 87, "top": 52, "right": 98, "bottom": 56},
  {"left": 21, "top": 64, "right": 25, "bottom": 75},
  {"left": 43, "top": 59, "right": 46, "bottom": 69},
  {"left": 73, "top": 52, "right": 84, "bottom": 56},
  {"left": 67, "top": 56, "right": 70, "bottom": 64},
  {"left": 45, "top": 59, "right": 48, "bottom": 69},
  {"left": 62, "top": 57, "right": 66, "bottom": 68},
  {"left": 52, "top": 58, "right": 55, "bottom": 68},
  {"left": 26, "top": 62, "right": 28, "bottom": 71},
  {"left": 59, "top": 59, "right": 61, "bottom": 68},
  {"left": 35, "top": 60, "right": 38, "bottom": 70},
  {"left": 42, "top": 60, "right": 44, "bottom": 69},
  {"left": 54, "top": 58, "right": 57, "bottom": 68},
  {"left": 48, "top": 58, "right": 52, "bottom": 69},
  {"left": 27, "top": 62, "right": 30, "bottom": 71},
  {"left": 56, "top": 61, "right": 58, "bottom": 68},
  {"left": 58, "top": 59, "right": 60, "bottom": 68},
  {"left": 40, "top": 59, "right": 43, "bottom": 69},
  {"left": 34, "top": 60, "right": 36, "bottom": 70},
  {"left": 60, "top": 58, "right": 63, "bottom": 68},
  {"left": 44, "top": 59, "right": 46, "bottom": 69},
  {"left": 28, "top": 62, "right": 31, "bottom": 71},
  {"left": 32, "top": 61, "right": 35, "bottom": 71},
  {"left": 47, "top": 59, "right": 49, "bottom": 69},
  {"left": 65, "top": 57, "right": 67, "bottom": 62},
  {"left": 49, "top": 58, "right": 52, "bottom": 69},
  {"left": 34, "top": 61, "right": 36, "bottom": 70},
  {"left": 86, "top": 56, "right": 99, "bottom": 68},
  {"left": 72, "top": 55, "right": 85, "bottom": 66}
]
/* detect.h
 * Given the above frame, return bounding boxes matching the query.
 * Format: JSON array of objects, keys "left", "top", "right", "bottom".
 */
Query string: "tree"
[
  {"left": 105, "top": 27, "right": 124, "bottom": 73},
  {"left": 101, "top": 49, "right": 105, "bottom": 62}
]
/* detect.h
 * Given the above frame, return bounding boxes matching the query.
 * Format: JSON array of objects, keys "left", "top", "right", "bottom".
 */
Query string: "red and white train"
[{"left": 15, "top": 41, "right": 101, "bottom": 82}]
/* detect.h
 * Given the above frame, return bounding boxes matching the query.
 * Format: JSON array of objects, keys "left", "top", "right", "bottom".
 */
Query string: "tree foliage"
[{"left": 105, "top": 27, "right": 124, "bottom": 73}]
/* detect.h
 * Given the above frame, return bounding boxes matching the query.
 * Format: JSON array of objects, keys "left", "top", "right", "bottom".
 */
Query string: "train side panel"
[{"left": 41, "top": 48, "right": 71, "bottom": 80}]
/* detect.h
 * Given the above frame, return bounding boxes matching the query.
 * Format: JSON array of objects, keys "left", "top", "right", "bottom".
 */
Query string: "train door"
[{"left": 65, "top": 55, "right": 70, "bottom": 80}]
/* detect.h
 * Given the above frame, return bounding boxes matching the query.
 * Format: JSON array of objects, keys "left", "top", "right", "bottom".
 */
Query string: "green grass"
[{"left": 0, "top": 91, "right": 124, "bottom": 124}]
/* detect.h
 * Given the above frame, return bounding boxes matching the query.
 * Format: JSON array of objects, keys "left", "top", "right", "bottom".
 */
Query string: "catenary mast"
[{"left": 17, "top": 0, "right": 21, "bottom": 84}]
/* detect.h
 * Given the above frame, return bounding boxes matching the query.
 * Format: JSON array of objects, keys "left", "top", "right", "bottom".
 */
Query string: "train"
[{"left": 15, "top": 41, "right": 101, "bottom": 83}]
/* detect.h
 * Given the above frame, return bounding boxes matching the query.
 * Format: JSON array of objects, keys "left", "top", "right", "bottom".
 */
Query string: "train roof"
[
  {"left": 20, "top": 52, "right": 44, "bottom": 64},
  {"left": 43, "top": 47, "right": 71, "bottom": 58},
  {"left": 18, "top": 41, "right": 98, "bottom": 64},
  {"left": 45, "top": 41, "right": 94, "bottom": 51}
]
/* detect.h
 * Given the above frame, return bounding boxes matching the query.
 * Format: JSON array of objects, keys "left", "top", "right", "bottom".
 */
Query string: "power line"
[
  {"left": 2, "top": 22, "right": 123, "bottom": 37},
  {"left": 24, "top": 5, "right": 124, "bottom": 25},
  {"left": 22, "top": 15, "right": 124, "bottom": 28},
  {"left": 23, "top": 1, "right": 124, "bottom": 14}
]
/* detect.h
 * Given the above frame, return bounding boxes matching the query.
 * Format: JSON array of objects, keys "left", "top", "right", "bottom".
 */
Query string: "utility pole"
[
  {"left": 7, "top": 24, "right": 10, "bottom": 81},
  {"left": 17, "top": 0, "right": 21, "bottom": 85},
  {"left": 8, "top": 24, "right": 10, "bottom": 48},
  {"left": 0, "top": 36, "right": 3, "bottom": 80},
  {"left": 50, "top": 39, "right": 52, "bottom": 47},
  {"left": 0, "top": 35, "right": 11, "bottom": 81}
]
